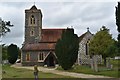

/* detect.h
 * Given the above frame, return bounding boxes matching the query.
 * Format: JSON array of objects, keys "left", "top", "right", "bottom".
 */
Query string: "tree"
[
  {"left": 105, "top": 40, "right": 118, "bottom": 57},
  {"left": 7, "top": 44, "right": 19, "bottom": 64},
  {"left": 55, "top": 28, "right": 79, "bottom": 70},
  {"left": 2, "top": 44, "right": 8, "bottom": 60},
  {"left": 115, "top": 2, "right": 120, "bottom": 56},
  {"left": 17, "top": 47, "right": 21, "bottom": 59},
  {"left": 0, "top": 17, "right": 13, "bottom": 37},
  {"left": 89, "top": 26, "right": 114, "bottom": 65},
  {"left": 116, "top": 2, "right": 120, "bottom": 32}
]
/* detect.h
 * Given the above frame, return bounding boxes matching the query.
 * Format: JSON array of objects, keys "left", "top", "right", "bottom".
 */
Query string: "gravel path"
[{"left": 11, "top": 63, "right": 116, "bottom": 79}]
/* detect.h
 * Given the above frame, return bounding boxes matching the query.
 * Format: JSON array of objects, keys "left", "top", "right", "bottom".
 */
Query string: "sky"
[{"left": 0, "top": 0, "right": 119, "bottom": 48}]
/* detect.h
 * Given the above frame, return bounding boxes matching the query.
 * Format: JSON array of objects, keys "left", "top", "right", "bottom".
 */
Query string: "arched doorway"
[
  {"left": 48, "top": 54, "right": 55, "bottom": 67},
  {"left": 44, "top": 52, "right": 57, "bottom": 67}
]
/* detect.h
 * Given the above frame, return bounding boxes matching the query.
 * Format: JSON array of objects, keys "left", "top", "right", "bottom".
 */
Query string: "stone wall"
[{"left": 21, "top": 51, "right": 49, "bottom": 66}]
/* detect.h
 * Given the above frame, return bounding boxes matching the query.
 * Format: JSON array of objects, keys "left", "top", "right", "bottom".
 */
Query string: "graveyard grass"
[
  {"left": 57, "top": 59, "right": 120, "bottom": 78},
  {"left": 2, "top": 64, "right": 72, "bottom": 78}
]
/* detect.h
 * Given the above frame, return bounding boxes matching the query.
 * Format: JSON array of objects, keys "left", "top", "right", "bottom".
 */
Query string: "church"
[
  {"left": 21, "top": 5, "right": 94, "bottom": 66},
  {"left": 21, "top": 5, "right": 67, "bottom": 66}
]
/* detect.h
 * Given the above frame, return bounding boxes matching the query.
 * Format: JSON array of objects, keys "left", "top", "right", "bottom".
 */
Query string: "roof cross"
[{"left": 87, "top": 27, "right": 89, "bottom": 31}]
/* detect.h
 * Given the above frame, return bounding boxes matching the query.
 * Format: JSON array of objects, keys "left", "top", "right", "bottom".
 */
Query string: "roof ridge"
[{"left": 30, "top": 5, "right": 37, "bottom": 10}]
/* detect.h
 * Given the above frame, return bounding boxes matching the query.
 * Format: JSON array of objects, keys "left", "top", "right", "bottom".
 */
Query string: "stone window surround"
[
  {"left": 26, "top": 53, "right": 30, "bottom": 62},
  {"left": 30, "top": 28, "right": 34, "bottom": 36},
  {"left": 38, "top": 52, "right": 44, "bottom": 62},
  {"left": 30, "top": 15, "right": 35, "bottom": 25}
]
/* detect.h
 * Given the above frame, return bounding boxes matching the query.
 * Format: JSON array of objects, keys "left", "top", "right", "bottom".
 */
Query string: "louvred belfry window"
[{"left": 30, "top": 15, "right": 35, "bottom": 24}]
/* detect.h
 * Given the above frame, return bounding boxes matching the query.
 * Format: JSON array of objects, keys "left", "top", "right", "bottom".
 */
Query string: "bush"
[{"left": 7, "top": 44, "right": 18, "bottom": 64}]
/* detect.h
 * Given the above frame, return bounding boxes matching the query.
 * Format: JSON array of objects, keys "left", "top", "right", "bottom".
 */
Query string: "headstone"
[
  {"left": 106, "top": 58, "right": 113, "bottom": 69},
  {"left": 90, "top": 58, "right": 94, "bottom": 70},
  {"left": 91, "top": 55, "right": 98, "bottom": 72},
  {"left": 94, "top": 55, "right": 98, "bottom": 72},
  {"left": 106, "top": 58, "right": 109, "bottom": 68},
  {"left": 100, "top": 55, "right": 103, "bottom": 64},
  {"left": 110, "top": 64, "right": 113, "bottom": 69}
]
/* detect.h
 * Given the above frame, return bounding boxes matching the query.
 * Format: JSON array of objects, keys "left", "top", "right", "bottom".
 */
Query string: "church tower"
[{"left": 24, "top": 5, "right": 42, "bottom": 43}]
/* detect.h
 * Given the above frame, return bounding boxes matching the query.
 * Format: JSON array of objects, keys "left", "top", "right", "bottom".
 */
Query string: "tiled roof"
[
  {"left": 22, "top": 43, "right": 56, "bottom": 51},
  {"left": 41, "top": 29, "right": 65, "bottom": 42},
  {"left": 22, "top": 28, "right": 75, "bottom": 51},
  {"left": 22, "top": 29, "right": 65, "bottom": 51}
]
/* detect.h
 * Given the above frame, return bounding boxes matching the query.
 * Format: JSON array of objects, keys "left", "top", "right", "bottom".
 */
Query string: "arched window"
[
  {"left": 85, "top": 43, "right": 88, "bottom": 55},
  {"left": 30, "top": 15, "right": 35, "bottom": 24},
  {"left": 30, "top": 28, "right": 34, "bottom": 36},
  {"left": 38, "top": 52, "right": 44, "bottom": 61},
  {"left": 31, "top": 31, "right": 34, "bottom": 35},
  {"left": 26, "top": 53, "right": 30, "bottom": 61},
  {"left": 85, "top": 40, "right": 89, "bottom": 55},
  {"left": 33, "top": 18, "right": 35, "bottom": 24}
]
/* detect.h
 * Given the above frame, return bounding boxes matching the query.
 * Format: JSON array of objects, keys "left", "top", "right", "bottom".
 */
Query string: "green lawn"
[
  {"left": 57, "top": 59, "right": 120, "bottom": 78},
  {"left": 2, "top": 64, "right": 72, "bottom": 78}
]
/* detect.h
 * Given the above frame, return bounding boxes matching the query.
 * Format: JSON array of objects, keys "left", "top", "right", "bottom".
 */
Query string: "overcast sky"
[{"left": 0, "top": 1, "right": 119, "bottom": 48}]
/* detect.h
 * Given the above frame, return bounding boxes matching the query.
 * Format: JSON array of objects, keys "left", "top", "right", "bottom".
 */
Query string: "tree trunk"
[{"left": 104, "top": 57, "right": 106, "bottom": 66}]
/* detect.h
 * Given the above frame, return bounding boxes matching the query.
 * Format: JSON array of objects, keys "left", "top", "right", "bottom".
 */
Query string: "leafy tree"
[
  {"left": 0, "top": 17, "right": 13, "bottom": 37},
  {"left": 117, "top": 34, "right": 120, "bottom": 55},
  {"left": 7, "top": 44, "right": 19, "bottom": 64},
  {"left": 2, "top": 44, "right": 8, "bottom": 60},
  {"left": 116, "top": 2, "right": 120, "bottom": 56},
  {"left": 105, "top": 40, "right": 118, "bottom": 57},
  {"left": 18, "top": 47, "right": 21, "bottom": 59},
  {"left": 89, "top": 26, "right": 114, "bottom": 65},
  {"left": 116, "top": 2, "right": 120, "bottom": 32},
  {"left": 55, "top": 28, "right": 79, "bottom": 70}
]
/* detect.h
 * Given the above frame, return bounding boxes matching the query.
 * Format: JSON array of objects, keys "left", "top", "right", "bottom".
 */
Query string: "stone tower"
[{"left": 24, "top": 5, "right": 42, "bottom": 43}]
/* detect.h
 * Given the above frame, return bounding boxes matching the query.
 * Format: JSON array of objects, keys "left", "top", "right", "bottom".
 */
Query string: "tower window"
[
  {"left": 30, "top": 28, "right": 34, "bottom": 36},
  {"left": 30, "top": 15, "right": 35, "bottom": 25},
  {"left": 31, "top": 31, "right": 34, "bottom": 35},
  {"left": 33, "top": 18, "right": 35, "bottom": 24},
  {"left": 30, "top": 18, "right": 32, "bottom": 24}
]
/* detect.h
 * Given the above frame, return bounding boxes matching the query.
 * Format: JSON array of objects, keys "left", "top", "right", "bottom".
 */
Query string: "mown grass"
[
  {"left": 2, "top": 64, "right": 72, "bottom": 78},
  {"left": 57, "top": 59, "right": 120, "bottom": 78}
]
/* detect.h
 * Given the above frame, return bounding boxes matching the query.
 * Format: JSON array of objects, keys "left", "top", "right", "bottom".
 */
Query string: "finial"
[
  {"left": 87, "top": 27, "right": 89, "bottom": 31},
  {"left": 34, "top": 2, "right": 35, "bottom": 5}
]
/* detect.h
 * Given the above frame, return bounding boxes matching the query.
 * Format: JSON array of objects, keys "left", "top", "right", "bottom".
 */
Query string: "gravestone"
[
  {"left": 94, "top": 55, "right": 98, "bottom": 72},
  {"left": 106, "top": 58, "right": 113, "bottom": 69},
  {"left": 90, "top": 55, "right": 98, "bottom": 72},
  {"left": 90, "top": 59, "right": 94, "bottom": 70}
]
